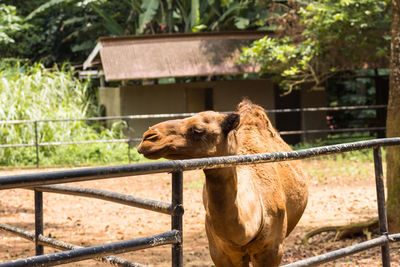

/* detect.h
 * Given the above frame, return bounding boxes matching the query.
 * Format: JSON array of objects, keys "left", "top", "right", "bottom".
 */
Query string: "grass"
[
  {"left": 185, "top": 179, "right": 204, "bottom": 189},
  {"left": 293, "top": 137, "right": 387, "bottom": 184},
  {"left": 301, "top": 149, "right": 386, "bottom": 184},
  {"left": 0, "top": 61, "right": 144, "bottom": 167}
]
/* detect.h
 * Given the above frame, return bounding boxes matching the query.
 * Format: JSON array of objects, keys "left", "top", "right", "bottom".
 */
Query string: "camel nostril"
[{"left": 143, "top": 132, "right": 159, "bottom": 141}]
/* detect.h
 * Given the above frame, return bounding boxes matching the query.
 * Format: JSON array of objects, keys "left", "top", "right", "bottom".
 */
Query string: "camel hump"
[
  {"left": 235, "top": 98, "right": 281, "bottom": 140},
  {"left": 237, "top": 99, "right": 270, "bottom": 124},
  {"left": 236, "top": 98, "right": 261, "bottom": 114}
]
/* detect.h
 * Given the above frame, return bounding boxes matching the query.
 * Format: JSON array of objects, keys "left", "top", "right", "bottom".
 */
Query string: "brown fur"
[{"left": 138, "top": 100, "right": 308, "bottom": 266}]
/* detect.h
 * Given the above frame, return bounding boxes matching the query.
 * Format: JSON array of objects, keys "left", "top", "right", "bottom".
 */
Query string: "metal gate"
[{"left": 0, "top": 138, "right": 400, "bottom": 266}]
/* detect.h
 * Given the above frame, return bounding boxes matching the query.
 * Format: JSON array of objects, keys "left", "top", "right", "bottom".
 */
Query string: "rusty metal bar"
[
  {"left": 34, "top": 190, "right": 44, "bottom": 255},
  {"left": 0, "top": 230, "right": 180, "bottom": 267},
  {"left": 390, "top": 233, "right": 400, "bottom": 241},
  {"left": 0, "top": 223, "right": 146, "bottom": 267},
  {"left": 32, "top": 185, "right": 173, "bottom": 215},
  {"left": 282, "top": 233, "right": 400, "bottom": 267},
  {"left": 171, "top": 171, "right": 184, "bottom": 267},
  {"left": 281, "top": 235, "right": 389, "bottom": 267},
  {"left": 373, "top": 146, "right": 391, "bottom": 267},
  {"left": 2, "top": 138, "right": 400, "bottom": 190}
]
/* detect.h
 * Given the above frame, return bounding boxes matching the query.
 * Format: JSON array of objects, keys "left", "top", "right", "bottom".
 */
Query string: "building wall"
[
  {"left": 98, "top": 87, "right": 121, "bottom": 117},
  {"left": 213, "top": 79, "right": 275, "bottom": 123}
]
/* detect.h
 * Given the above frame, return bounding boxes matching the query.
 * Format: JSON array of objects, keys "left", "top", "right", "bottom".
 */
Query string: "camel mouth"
[
  {"left": 137, "top": 144, "right": 186, "bottom": 160},
  {"left": 138, "top": 149, "right": 164, "bottom": 160},
  {"left": 140, "top": 149, "right": 185, "bottom": 160},
  {"left": 137, "top": 141, "right": 171, "bottom": 160},
  {"left": 137, "top": 146, "right": 163, "bottom": 159},
  {"left": 161, "top": 153, "right": 187, "bottom": 160}
]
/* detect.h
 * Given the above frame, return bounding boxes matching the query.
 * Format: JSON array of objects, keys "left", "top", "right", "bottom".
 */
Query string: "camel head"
[{"left": 138, "top": 111, "right": 240, "bottom": 160}]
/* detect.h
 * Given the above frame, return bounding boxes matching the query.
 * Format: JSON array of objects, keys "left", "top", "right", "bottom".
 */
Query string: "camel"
[{"left": 137, "top": 99, "right": 308, "bottom": 267}]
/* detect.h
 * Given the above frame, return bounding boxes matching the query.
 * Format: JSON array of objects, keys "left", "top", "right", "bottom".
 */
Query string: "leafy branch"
[{"left": 239, "top": 0, "right": 391, "bottom": 93}]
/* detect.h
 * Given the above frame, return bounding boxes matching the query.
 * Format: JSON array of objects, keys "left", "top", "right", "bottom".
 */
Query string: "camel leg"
[
  {"left": 206, "top": 224, "right": 250, "bottom": 267},
  {"left": 250, "top": 242, "right": 284, "bottom": 267}
]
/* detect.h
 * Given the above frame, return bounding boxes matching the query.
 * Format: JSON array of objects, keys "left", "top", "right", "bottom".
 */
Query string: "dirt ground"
[{"left": 0, "top": 158, "right": 399, "bottom": 266}]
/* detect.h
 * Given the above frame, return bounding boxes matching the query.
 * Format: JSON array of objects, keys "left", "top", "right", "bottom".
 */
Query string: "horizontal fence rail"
[
  {"left": 0, "top": 231, "right": 180, "bottom": 267},
  {"left": 282, "top": 234, "right": 400, "bottom": 267},
  {"left": 0, "top": 105, "right": 387, "bottom": 167},
  {"left": 0, "top": 138, "right": 399, "bottom": 190},
  {"left": 1, "top": 137, "right": 399, "bottom": 266},
  {"left": 279, "top": 127, "right": 386, "bottom": 135},
  {"left": 0, "top": 223, "right": 147, "bottom": 267},
  {"left": 32, "top": 185, "right": 173, "bottom": 215},
  {"left": 0, "top": 105, "right": 387, "bottom": 125}
]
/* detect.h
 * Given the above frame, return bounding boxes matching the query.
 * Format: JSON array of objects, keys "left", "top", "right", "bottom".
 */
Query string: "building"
[{"left": 82, "top": 31, "right": 328, "bottom": 144}]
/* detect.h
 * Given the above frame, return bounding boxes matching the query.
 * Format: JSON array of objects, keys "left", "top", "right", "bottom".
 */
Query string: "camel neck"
[
  {"left": 203, "top": 167, "right": 237, "bottom": 187},
  {"left": 203, "top": 167, "right": 238, "bottom": 214}
]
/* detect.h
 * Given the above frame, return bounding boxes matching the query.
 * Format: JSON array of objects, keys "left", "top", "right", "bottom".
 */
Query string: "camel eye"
[{"left": 189, "top": 126, "right": 205, "bottom": 138}]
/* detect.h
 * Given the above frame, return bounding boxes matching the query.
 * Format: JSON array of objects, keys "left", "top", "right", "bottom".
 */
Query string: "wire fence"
[{"left": 0, "top": 105, "right": 387, "bottom": 167}]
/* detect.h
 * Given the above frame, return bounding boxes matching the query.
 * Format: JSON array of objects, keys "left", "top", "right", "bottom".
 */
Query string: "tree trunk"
[{"left": 386, "top": 0, "right": 400, "bottom": 233}]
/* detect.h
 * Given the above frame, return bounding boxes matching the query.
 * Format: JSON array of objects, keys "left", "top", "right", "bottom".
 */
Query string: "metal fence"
[
  {"left": 0, "top": 105, "right": 387, "bottom": 167},
  {"left": 0, "top": 137, "right": 400, "bottom": 266}
]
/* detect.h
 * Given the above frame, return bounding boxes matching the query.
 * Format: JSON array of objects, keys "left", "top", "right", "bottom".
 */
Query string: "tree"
[
  {"left": 2, "top": 0, "right": 115, "bottom": 64},
  {"left": 386, "top": 0, "right": 400, "bottom": 233},
  {"left": 5, "top": 0, "right": 283, "bottom": 65},
  {"left": 240, "top": 0, "right": 391, "bottom": 94},
  {"left": 0, "top": 4, "right": 24, "bottom": 48}
]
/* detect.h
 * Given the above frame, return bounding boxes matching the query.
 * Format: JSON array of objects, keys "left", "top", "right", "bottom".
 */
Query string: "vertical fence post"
[
  {"left": 127, "top": 118, "right": 133, "bottom": 164},
  {"left": 373, "top": 146, "right": 391, "bottom": 267},
  {"left": 34, "top": 189, "right": 44, "bottom": 255},
  {"left": 171, "top": 171, "right": 183, "bottom": 267},
  {"left": 34, "top": 121, "right": 40, "bottom": 168},
  {"left": 301, "top": 109, "right": 308, "bottom": 143},
  {"left": 128, "top": 141, "right": 132, "bottom": 164}
]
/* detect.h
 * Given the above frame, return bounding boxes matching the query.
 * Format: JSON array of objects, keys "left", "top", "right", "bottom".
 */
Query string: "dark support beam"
[
  {"left": 373, "top": 146, "right": 391, "bottom": 267},
  {"left": 171, "top": 171, "right": 183, "bottom": 267},
  {"left": 205, "top": 88, "right": 213, "bottom": 110},
  {"left": 34, "top": 190, "right": 44, "bottom": 255}
]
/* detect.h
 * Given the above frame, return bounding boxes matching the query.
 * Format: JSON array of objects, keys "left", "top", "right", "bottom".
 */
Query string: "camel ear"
[{"left": 221, "top": 113, "right": 240, "bottom": 135}]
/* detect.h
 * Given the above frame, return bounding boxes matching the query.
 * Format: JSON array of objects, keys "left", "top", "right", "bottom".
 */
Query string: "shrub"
[{"left": 0, "top": 61, "right": 143, "bottom": 166}]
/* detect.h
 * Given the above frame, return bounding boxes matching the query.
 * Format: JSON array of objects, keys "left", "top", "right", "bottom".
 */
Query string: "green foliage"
[
  {"left": 240, "top": 0, "right": 391, "bottom": 93},
  {"left": 326, "top": 70, "right": 380, "bottom": 129},
  {"left": 2, "top": 0, "right": 282, "bottom": 65},
  {"left": 0, "top": 4, "right": 24, "bottom": 44},
  {"left": 1, "top": 0, "right": 110, "bottom": 64},
  {"left": 0, "top": 62, "right": 143, "bottom": 166},
  {"left": 138, "top": 0, "right": 160, "bottom": 33}
]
